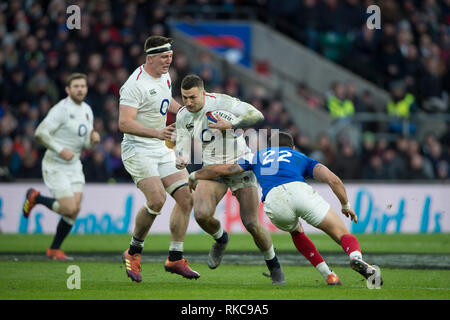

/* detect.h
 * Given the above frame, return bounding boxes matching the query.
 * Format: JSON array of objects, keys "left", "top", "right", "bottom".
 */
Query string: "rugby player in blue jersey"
[{"left": 189, "top": 131, "right": 382, "bottom": 286}]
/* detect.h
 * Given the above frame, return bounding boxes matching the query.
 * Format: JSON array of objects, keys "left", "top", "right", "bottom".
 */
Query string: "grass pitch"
[{"left": 0, "top": 233, "right": 449, "bottom": 300}]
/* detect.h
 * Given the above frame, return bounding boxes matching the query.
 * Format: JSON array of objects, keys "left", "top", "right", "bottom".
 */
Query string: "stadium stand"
[{"left": 0, "top": 0, "right": 449, "bottom": 183}]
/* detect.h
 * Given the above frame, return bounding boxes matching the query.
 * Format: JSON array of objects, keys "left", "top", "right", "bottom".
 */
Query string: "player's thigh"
[
  {"left": 137, "top": 176, "right": 167, "bottom": 209},
  {"left": 288, "top": 182, "right": 330, "bottom": 228},
  {"left": 42, "top": 164, "right": 76, "bottom": 199},
  {"left": 264, "top": 185, "right": 300, "bottom": 232},
  {"left": 316, "top": 207, "right": 350, "bottom": 243},
  {"left": 161, "top": 168, "right": 190, "bottom": 201},
  {"left": 234, "top": 186, "right": 260, "bottom": 225},
  {"left": 193, "top": 179, "right": 228, "bottom": 216},
  {"left": 122, "top": 153, "right": 159, "bottom": 185}
]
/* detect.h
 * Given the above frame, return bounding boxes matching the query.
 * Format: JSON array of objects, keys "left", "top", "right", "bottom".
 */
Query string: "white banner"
[{"left": 0, "top": 183, "right": 448, "bottom": 234}]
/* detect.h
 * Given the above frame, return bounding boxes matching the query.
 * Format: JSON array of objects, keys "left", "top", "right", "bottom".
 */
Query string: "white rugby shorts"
[
  {"left": 216, "top": 170, "right": 258, "bottom": 194},
  {"left": 122, "top": 145, "right": 182, "bottom": 184},
  {"left": 42, "top": 159, "right": 84, "bottom": 199},
  {"left": 263, "top": 181, "right": 330, "bottom": 232}
]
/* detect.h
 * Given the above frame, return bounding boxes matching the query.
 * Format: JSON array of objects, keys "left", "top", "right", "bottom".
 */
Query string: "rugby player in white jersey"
[
  {"left": 118, "top": 36, "right": 199, "bottom": 282},
  {"left": 175, "top": 74, "right": 285, "bottom": 284},
  {"left": 22, "top": 73, "right": 100, "bottom": 261}
]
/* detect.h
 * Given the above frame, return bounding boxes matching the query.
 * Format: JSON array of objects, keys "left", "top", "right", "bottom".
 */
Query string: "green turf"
[
  {"left": 0, "top": 261, "right": 449, "bottom": 300},
  {"left": 1, "top": 233, "right": 449, "bottom": 254}
]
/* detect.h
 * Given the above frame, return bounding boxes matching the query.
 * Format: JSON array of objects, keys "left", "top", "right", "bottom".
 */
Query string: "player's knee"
[
  {"left": 60, "top": 205, "right": 79, "bottom": 220},
  {"left": 242, "top": 220, "right": 260, "bottom": 235},
  {"left": 194, "top": 207, "right": 212, "bottom": 225},
  {"left": 147, "top": 198, "right": 165, "bottom": 212}
]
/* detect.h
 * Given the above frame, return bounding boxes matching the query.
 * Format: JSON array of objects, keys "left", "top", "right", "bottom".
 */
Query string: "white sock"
[
  {"left": 212, "top": 224, "right": 224, "bottom": 240},
  {"left": 169, "top": 241, "right": 184, "bottom": 252},
  {"left": 349, "top": 250, "right": 363, "bottom": 260},
  {"left": 262, "top": 245, "right": 275, "bottom": 260},
  {"left": 316, "top": 261, "right": 333, "bottom": 280},
  {"left": 52, "top": 201, "right": 60, "bottom": 212}
]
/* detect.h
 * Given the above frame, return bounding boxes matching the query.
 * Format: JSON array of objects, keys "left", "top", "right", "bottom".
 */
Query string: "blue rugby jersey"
[{"left": 238, "top": 147, "right": 319, "bottom": 201}]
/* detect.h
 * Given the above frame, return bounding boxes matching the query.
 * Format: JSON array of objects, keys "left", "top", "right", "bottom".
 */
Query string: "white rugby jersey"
[
  {"left": 176, "top": 92, "right": 255, "bottom": 165},
  {"left": 119, "top": 65, "right": 172, "bottom": 158},
  {"left": 35, "top": 96, "right": 94, "bottom": 165}
]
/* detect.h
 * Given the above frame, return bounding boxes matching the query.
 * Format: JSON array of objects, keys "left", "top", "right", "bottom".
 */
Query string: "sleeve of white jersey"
[
  {"left": 83, "top": 106, "right": 95, "bottom": 149},
  {"left": 220, "top": 94, "right": 264, "bottom": 129},
  {"left": 175, "top": 112, "right": 191, "bottom": 159},
  {"left": 34, "top": 104, "right": 67, "bottom": 154},
  {"left": 119, "top": 83, "right": 142, "bottom": 108}
]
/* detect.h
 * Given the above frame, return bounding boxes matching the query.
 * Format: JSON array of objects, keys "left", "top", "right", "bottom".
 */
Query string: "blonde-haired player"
[
  {"left": 118, "top": 36, "right": 199, "bottom": 282},
  {"left": 22, "top": 73, "right": 100, "bottom": 260}
]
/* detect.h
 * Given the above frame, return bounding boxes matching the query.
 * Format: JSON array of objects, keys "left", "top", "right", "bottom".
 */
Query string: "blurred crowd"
[{"left": 0, "top": 0, "right": 449, "bottom": 183}]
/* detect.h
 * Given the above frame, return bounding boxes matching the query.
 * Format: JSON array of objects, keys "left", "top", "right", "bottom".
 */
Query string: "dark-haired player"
[
  {"left": 189, "top": 131, "right": 382, "bottom": 286},
  {"left": 118, "top": 36, "right": 199, "bottom": 282}
]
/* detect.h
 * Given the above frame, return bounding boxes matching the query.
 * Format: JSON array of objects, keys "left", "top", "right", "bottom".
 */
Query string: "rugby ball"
[{"left": 206, "top": 109, "right": 236, "bottom": 125}]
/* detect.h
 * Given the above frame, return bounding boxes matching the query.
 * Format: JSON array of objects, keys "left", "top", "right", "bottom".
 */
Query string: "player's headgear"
[{"left": 144, "top": 36, "right": 173, "bottom": 56}]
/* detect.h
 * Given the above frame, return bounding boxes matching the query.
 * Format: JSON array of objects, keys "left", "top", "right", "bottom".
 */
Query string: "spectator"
[
  {"left": 309, "top": 132, "right": 335, "bottom": 167},
  {"left": 326, "top": 82, "right": 355, "bottom": 120},
  {"left": 420, "top": 58, "right": 448, "bottom": 112},
  {"left": 408, "top": 153, "right": 432, "bottom": 180},
  {"left": 84, "top": 147, "right": 109, "bottom": 182},
  {"left": 362, "top": 155, "right": 387, "bottom": 180},
  {"left": 386, "top": 80, "right": 417, "bottom": 134},
  {"left": 382, "top": 148, "right": 407, "bottom": 180},
  {"left": 297, "top": 82, "right": 325, "bottom": 111},
  {"left": 331, "top": 143, "right": 361, "bottom": 180}
]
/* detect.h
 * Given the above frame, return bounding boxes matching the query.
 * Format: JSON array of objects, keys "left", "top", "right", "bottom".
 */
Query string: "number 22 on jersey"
[{"left": 262, "top": 150, "right": 292, "bottom": 165}]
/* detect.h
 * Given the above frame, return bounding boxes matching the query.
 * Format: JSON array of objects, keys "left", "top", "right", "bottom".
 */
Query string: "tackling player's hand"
[
  {"left": 188, "top": 172, "right": 198, "bottom": 192},
  {"left": 90, "top": 130, "right": 101, "bottom": 145},
  {"left": 158, "top": 123, "right": 176, "bottom": 140},
  {"left": 342, "top": 208, "right": 358, "bottom": 223},
  {"left": 208, "top": 114, "right": 232, "bottom": 131},
  {"left": 59, "top": 149, "right": 75, "bottom": 161},
  {"left": 176, "top": 156, "right": 189, "bottom": 169}
]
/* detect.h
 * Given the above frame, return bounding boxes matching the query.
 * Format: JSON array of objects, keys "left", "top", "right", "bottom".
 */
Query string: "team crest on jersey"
[
  {"left": 186, "top": 123, "right": 194, "bottom": 130},
  {"left": 70, "top": 114, "right": 75, "bottom": 119},
  {"left": 149, "top": 89, "right": 157, "bottom": 96}
]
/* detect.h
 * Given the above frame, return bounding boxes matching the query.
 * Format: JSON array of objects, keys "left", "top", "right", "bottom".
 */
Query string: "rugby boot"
[
  {"left": 164, "top": 258, "right": 200, "bottom": 279},
  {"left": 263, "top": 267, "right": 286, "bottom": 285},
  {"left": 123, "top": 249, "right": 142, "bottom": 282},
  {"left": 350, "top": 258, "right": 383, "bottom": 287},
  {"left": 46, "top": 248, "right": 74, "bottom": 261},
  {"left": 207, "top": 234, "right": 229, "bottom": 269},
  {"left": 326, "top": 273, "right": 342, "bottom": 286},
  {"left": 23, "top": 188, "right": 40, "bottom": 218}
]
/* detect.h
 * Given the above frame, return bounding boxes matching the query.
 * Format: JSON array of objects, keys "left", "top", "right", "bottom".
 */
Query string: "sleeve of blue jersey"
[{"left": 305, "top": 155, "right": 320, "bottom": 179}]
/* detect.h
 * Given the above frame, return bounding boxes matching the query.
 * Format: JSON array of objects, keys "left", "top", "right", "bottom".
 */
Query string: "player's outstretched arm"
[
  {"left": 312, "top": 164, "right": 358, "bottom": 223},
  {"left": 188, "top": 163, "right": 244, "bottom": 191},
  {"left": 209, "top": 100, "right": 264, "bottom": 131},
  {"left": 230, "top": 106, "right": 264, "bottom": 129}
]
